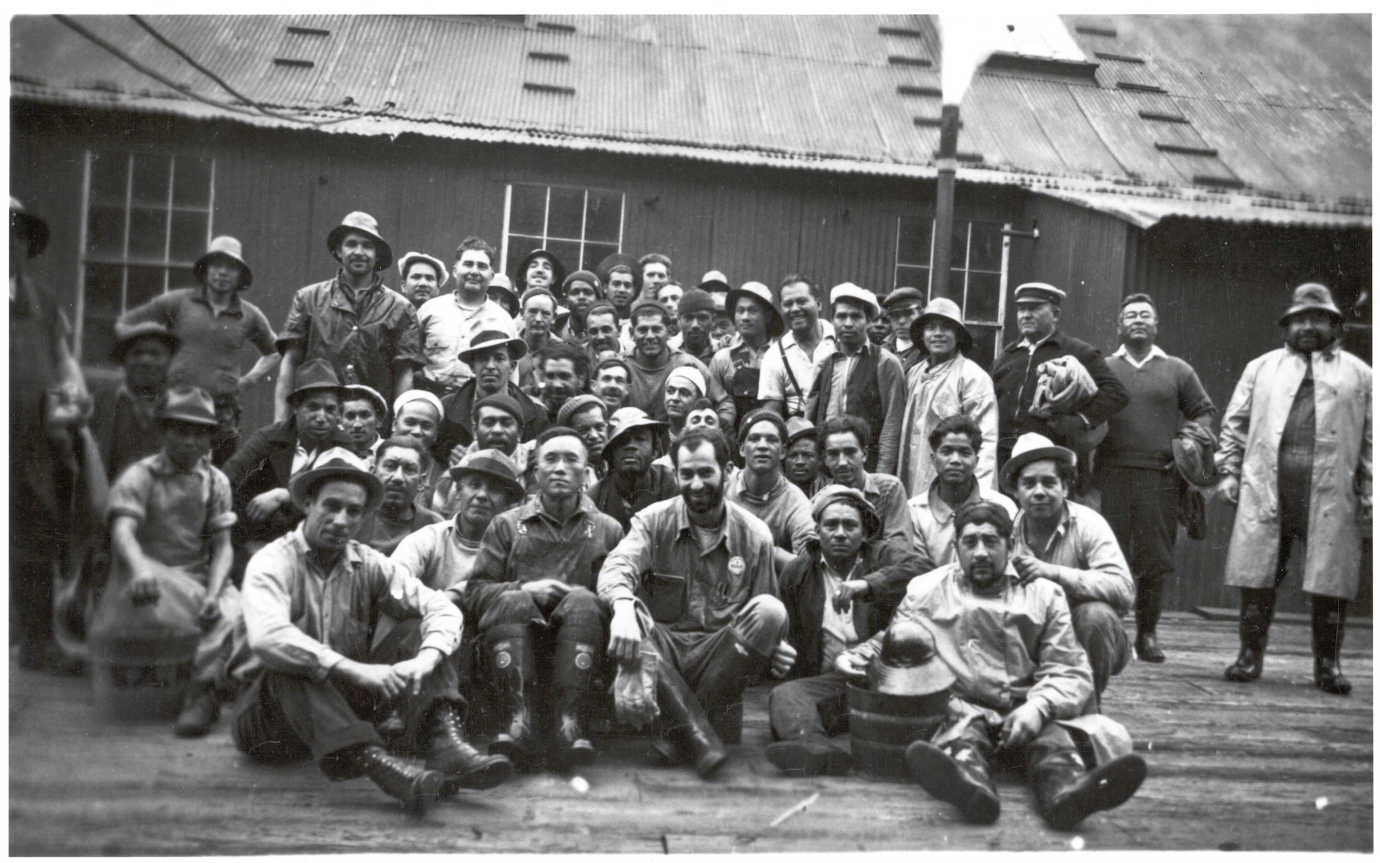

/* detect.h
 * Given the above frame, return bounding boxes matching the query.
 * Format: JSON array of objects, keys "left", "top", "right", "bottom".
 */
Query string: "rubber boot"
[
  {"left": 1134, "top": 573, "right": 1166, "bottom": 663},
  {"left": 692, "top": 636, "right": 770, "bottom": 744},
  {"left": 655, "top": 660, "right": 728, "bottom": 779},
  {"left": 1031, "top": 750, "right": 1147, "bottom": 831},
  {"left": 550, "top": 638, "right": 600, "bottom": 770},
  {"left": 904, "top": 740, "right": 1000, "bottom": 824},
  {"left": 1311, "top": 596, "right": 1352, "bottom": 696},
  {"left": 173, "top": 684, "right": 220, "bottom": 738},
  {"left": 347, "top": 743, "right": 445, "bottom": 815},
  {"left": 765, "top": 734, "right": 853, "bottom": 777},
  {"left": 424, "top": 701, "right": 514, "bottom": 796},
  {"left": 1224, "top": 588, "right": 1274, "bottom": 682},
  {"left": 486, "top": 628, "right": 539, "bottom": 767}
]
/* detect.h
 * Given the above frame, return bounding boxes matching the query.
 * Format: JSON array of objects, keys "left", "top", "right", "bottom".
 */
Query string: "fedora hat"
[
  {"left": 909, "top": 297, "right": 973, "bottom": 352},
  {"left": 1000, "top": 432, "right": 1076, "bottom": 492},
  {"left": 517, "top": 248, "right": 568, "bottom": 292},
  {"left": 867, "top": 619, "right": 956, "bottom": 697},
  {"left": 397, "top": 251, "right": 448, "bottom": 290},
  {"left": 1013, "top": 282, "right": 1066, "bottom": 306},
  {"left": 830, "top": 282, "right": 881, "bottom": 319},
  {"left": 1278, "top": 282, "right": 1344, "bottom": 326},
  {"left": 810, "top": 484, "right": 881, "bottom": 539},
  {"left": 458, "top": 317, "right": 528, "bottom": 363},
  {"left": 604, "top": 406, "right": 667, "bottom": 460},
  {"left": 289, "top": 357, "right": 343, "bottom": 401},
  {"left": 325, "top": 211, "right": 392, "bottom": 271},
  {"left": 156, "top": 385, "right": 218, "bottom": 428},
  {"left": 288, "top": 447, "right": 383, "bottom": 512},
  {"left": 785, "top": 416, "right": 817, "bottom": 447},
  {"left": 725, "top": 281, "right": 785, "bottom": 337},
  {"left": 10, "top": 197, "right": 49, "bottom": 259},
  {"left": 193, "top": 236, "right": 253, "bottom": 289},
  {"left": 340, "top": 383, "right": 389, "bottom": 423},
  {"left": 449, "top": 447, "right": 525, "bottom": 500},
  {"left": 110, "top": 320, "right": 181, "bottom": 363}
]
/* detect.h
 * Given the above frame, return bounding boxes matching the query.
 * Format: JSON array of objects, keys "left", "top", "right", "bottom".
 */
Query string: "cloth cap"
[
  {"left": 785, "top": 416, "right": 817, "bottom": 446},
  {"left": 1172, "top": 420, "right": 1219, "bottom": 488},
  {"left": 999, "top": 432, "right": 1077, "bottom": 492},
  {"left": 1278, "top": 282, "right": 1344, "bottom": 325},
  {"left": 665, "top": 365, "right": 707, "bottom": 397},
  {"left": 698, "top": 270, "right": 731, "bottom": 292},
  {"left": 677, "top": 287, "right": 717, "bottom": 317},
  {"left": 867, "top": 619, "right": 957, "bottom": 697},
  {"left": 288, "top": 447, "right": 383, "bottom": 512},
  {"left": 830, "top": 282, "right": 881, "bottom": 319},
  {"left": 882, "top": 286, "right": 926, "bottom": 309},
  {"left": 561, "top": 269, "right": 601, "bottom": 295},
  {"left": 726, "top": 281, "right": 785, "bottom": 337},
  {"left": 910, "top": 297, "right": 973, "bottom": 351},
  {"left": 473, "top": 391, "right": 526, "bottom": 426},
  {"left": 289, "top": 357, "right": 343, "bottom": 400},
  {"left": 737, "top": 408, "right": 789, "bottom": 447},
  {"left": 10, "top": 197, "right": 49, "bottom": 258},
  {"left": 449, "top": 447, "right": 525, "bottom": 500},
  {"left": 810, "top": 483, "right": 881, "bottom": 538},
  {"left": 111, "top": 320, "right": 181, "bottom": 363},
  {"left": 397, "top": 251, "right": 448, "bottom": 290},
  {"left": 517, "top": 248, "right": 568, "bottom": 291},
  {"left": 326, "top": 211, "right": 392, "bottom": 271},
  {"left": 556, "top": 393, "right": 607, "bottom": 427},
  {"left": 340, "top": 384, "right": 389, "bottom": 423},
  {"left": 629, "top": 297, "right": 672, "bottom": 324},
  {"left": 392, "top": 389, "right": 443, "bottom": 422},
  {"left": 156, "top": 385, "right": 218, "bottom": 427},
  {"left": 604, "top": 406, "right": 666, "bottom": 456},
  {"left": 194, "top": 235, "right": 253, "bottom": 289},
  {"left": 1013, "top": 282, "right": 1066, "bottom": 305}
]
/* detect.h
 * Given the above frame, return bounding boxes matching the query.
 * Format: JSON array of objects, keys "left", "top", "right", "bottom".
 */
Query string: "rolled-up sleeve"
[
  {"left": 597, "top": 511, "right": 655, "bottom": 604},
  {"left": 242, "top": 546, "right": 347, "bottom": 681},
  {"left": 106, "top": 463, "right": 154, "bottom": 525}
]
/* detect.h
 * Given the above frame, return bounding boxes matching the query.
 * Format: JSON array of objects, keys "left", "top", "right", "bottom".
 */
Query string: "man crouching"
[
  {"left": 230, "top": 448, "right": 511, "bottom": 813},
  {"left": 835, "top": 501, "right": 1146, "bottom": 830}
]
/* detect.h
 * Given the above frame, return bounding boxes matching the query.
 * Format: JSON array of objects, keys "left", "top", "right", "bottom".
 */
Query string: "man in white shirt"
[
  {"left": 416, "top": 236, "right": 509, "bottom": 395},
  {"left": 759, "top": 274, "right": 835, "bottom": 418}
]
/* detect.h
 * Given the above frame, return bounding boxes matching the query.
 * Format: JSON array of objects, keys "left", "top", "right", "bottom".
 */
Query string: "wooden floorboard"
[{"left": 9, "top": 612, "right": 1373, "bottom": 853}]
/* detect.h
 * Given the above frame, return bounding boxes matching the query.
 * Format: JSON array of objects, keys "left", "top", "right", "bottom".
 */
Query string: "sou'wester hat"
[
  {"left": 867, "top": 617, "right": 956, "bottom": 697},
  {"left": 194, "top": 235, "right": 254, "bottom": 289},
  {"left": 326, "top": 211, "right": 393, "bottom": 271},
  {"left": 909, "top": 297, "right": 973, "bottom": 352},
  {"left": 1278, "top": 282, "right": 1344, "bottom": 326},
  {"left": 725, "top": 281, "right": 785, "bottom": 337}
]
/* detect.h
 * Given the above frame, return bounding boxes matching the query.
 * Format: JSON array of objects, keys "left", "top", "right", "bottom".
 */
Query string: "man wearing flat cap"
[
  {"left": 709, "top": 281, "right": 785, "bottom": 431},
  {"left": 1216, "top": 283, "right": 1371, "bottom": 696},
  {"left": 90, "top": 321, "right": 181, "bottom": 481},
  {"left": 417, "top": 236, "right": 510, "bottom": 397},
  {"left": 671, "top": 286, "right": 720, "bottom": 369},
  {"left": 340, "top": 383, "right": 389, "bottom": 461},
  {"left": 881, "top": 286, "right": 927, "bottom": 373},
  {"left": 274, "top": 212, "right": 423, "bottom": 422},
  {"left": 554, "top": 269, "right": 602, "bottom": 347},
  {"left": 397, "top": 251, "right": 448, "bottom": 309},
  {"left": 624, "top": 297, "right": 714, "bottom": 421},
  {"left": 991, "top": 282, "right": 1128, "bottom": 489},
  {"left": 783, "top": 417, "right": 821, "bottom": 494}
]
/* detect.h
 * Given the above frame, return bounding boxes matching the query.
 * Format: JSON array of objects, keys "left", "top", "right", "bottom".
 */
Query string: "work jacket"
[{"left": 992, "top": 329, "right": 1128, "bottom": 457}]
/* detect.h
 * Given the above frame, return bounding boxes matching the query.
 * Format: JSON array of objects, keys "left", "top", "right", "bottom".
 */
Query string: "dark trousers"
[
  {"left": 1098, "top": 464, "right": 1179, "bottom": 634},
  {"left": 939, "top": 708, "right": 1083, "bottom": 777},
  {"left": 10, "top": 549, "right": 55, "bottom": 650},
  {"left": 642, "top": 595, "right": 788, "bottom": 690},
  {"left": 768, "top": 670, "right": 851, "bottom": 741},
  {"left": 231, "top": 618, "right": 462, "bottom": 778},
  {"left": 466, "top": 585, "right": 608, "bottom": 645},
  {"left": 1070, "top": 601, "right": 1130, "bottom": 697}
]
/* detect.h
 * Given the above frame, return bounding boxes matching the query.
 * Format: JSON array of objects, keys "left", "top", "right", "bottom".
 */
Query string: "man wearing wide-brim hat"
[
  {"left": 587, "top": 407, "right": 678, "bottom": 532},
  {"left": 397, "top": 251, "right": 449, "bottom": 309},
  {"left": 764, "top": 484, "right": 928, "bottom": 777},
  {"left": 895, "top": 296, "right": 998, "bottom": 498},
  {"left": 274, "top": 211, "right": 424, "bottom": 422},
  {"left": 880, "top": 286, "right": 927, "bottom": 372},
  {"left": 990, "top": 282, "right": 1128, "bottom": 488},
  {"left": 516, "top": 247, "right": 568, "bottom": 295},
  {"left": 88, "top": 320, "right": 182, "bottom": 481},
  {"left": 707, "top": 281, "right": 784, "bottom": 430},
  {"left": 1215, "top": 282, "right": 1371, "bottom": 696},
  {"left": 435, "top": 319, "right": 549, "bottom": 458},
  {"left": 231, "top": 447, "right": 512, "bottom": 813}
]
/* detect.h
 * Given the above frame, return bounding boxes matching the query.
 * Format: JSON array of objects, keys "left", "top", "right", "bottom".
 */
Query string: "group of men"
[{"left": 11, "top": 198, "right": 1369, "bottom": 828}]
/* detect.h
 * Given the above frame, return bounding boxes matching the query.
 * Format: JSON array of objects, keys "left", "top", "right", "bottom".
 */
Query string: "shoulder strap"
[{"left": 779, "top": 339, "right": 804, "bottom": 403}]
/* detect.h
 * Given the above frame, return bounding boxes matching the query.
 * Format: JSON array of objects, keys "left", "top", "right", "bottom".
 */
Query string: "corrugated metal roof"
[{"left": 10, "top": 14, "right": 1370, "bottom": 225}]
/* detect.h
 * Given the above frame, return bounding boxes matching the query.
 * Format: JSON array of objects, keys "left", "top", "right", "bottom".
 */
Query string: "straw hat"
[{"left": 999, "top": 432, "right": 1076, "bottom": 492}]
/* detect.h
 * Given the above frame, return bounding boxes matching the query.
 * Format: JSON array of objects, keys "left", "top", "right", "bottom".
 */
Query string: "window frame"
[{"left": 499, "top": 182, "right": 625, "bottom": 276}]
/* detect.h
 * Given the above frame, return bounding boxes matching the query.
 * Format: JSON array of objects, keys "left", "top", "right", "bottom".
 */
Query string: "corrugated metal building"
[{"left": 10, "top": 14, "right": 1371, "bottom": 612}]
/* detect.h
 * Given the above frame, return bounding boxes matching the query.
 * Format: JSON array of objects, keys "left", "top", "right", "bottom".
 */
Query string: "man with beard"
[
  {"left": 340, "top": 384, "right": 388, "bottom": 460},
  {"left": 517, "top": 248, "right": 566, "bottom": 296},
  {"left": 625, "top": 298, "right": 712, "bottom": 421},
  {"left": 588, "top": 407, "right": 678, "bottom": 532},
  {"left": 359, "top": 437, "right": 442, "bottom": 555},
  {"left": 274, "top": 212, "right": 422, "bottom": 420},
  {"left": 805, "top": 283, "right": 906, "bottom": 475},
  {"left": 783, "top": 417, "right": 820, "bottom": 494},
  {"left": 1003, "top": 433, "right": 1133, "bottom": 700},
  {"left": 880, "top": 286, "right": 926, "bottom": 373},
  {"left": 759, "top": 275, "right": 836, "bottom": 419},
  {"left": 895, "top": 298, "right": 998, "bottom": 497},
  {"left": 417, "top": 236, "right": 509, "bottom": 396},
  {"left": 908, "top": 415, "right": 1017, "bottom": 570},
  {"left": 534, "top": 340, "right": 589, "bottom": 425},
  {"left": 555, "top": 270, "right": 601, "bottom": 347},
  {"left": 1096, "top": 294, "right": 1215, "bottom": 663},
  {"left": 396, "top": 251, "right": 447, "bottom": 309},
  {"left": 90, "top": 321, "right": 181, "bottom": 481},
  {"left": 671, "top": 287, "right": 719, "bottom": 368},
  {"left": 1217, "top": 284, "right": 1370, "bottom": 695},
  {"left": 517, "top": 287, "right": 562, "bottom": 393},
  {"left": 726, "top": 410, "right": 816, "bottom": 569},
  {"left": 837, "top": 501, "right": 1147, "bottom": 830},
  {"left": 556, "top": 394, "right": 610, "bottom": 485},
  {"left": 231, "top": 450, "right": 512, "bottom": 814},
  {"left": 765, "top": 486, "right": 923, "bottom": 776},
  {"left": 638, "top": 252, "right": 672, "bottom": 302},
  {"left": 436, "top": 322, "right": 548, "bottom": 456},
  {"left": 709, "top": 281, "right": 785, "bottom": 431},
  {"left": 816, "top": 416, "right": 911, "bottom": 550},
  {"left": 599, "top": 427, "right": 794, "bottom": 777},
  {"left": 591, "top": 354, "right": 632, "bottom": 415},
  {"left": 468, "top": 429, "right": 624, "bottom": 769},
  {"left": 224, "top": 358, "right": 353, "bottom": 549},
  {"left": 431, "top": 392, "right": 532, "bottom": 517}
]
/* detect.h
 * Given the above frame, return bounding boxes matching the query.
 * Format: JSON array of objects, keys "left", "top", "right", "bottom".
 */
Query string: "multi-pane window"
[
  {"left": 894, "top": 217, "right": 1008, "bottom": 365},
  {"left": 502, "top": 183, "right": 624, "bottom": 283},
  {"left": 80, "top": 151, "right": 215, "bottom": 362}
]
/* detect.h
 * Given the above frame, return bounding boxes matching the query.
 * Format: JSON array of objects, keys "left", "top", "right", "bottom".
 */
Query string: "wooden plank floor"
[{"left": 9, "top": 612, "right": 1372, "bottom": 854}]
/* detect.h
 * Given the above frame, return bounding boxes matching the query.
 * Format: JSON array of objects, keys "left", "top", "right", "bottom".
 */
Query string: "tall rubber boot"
[
  {"left": 904, "top": 740, "right": 1000, "bottom": 824},
  {"left": 655, "top": 660, "right": 728, "bottom": 779},
  {"left": 1134, "top": 573, "right": 1166, "bottom": 663},
  {"left": 486, "top": 628, "right": 539, "bottom": 767},
  {"left": 550, "top": 638, "right": 600, "bottom": 770},
  {"left": 346, "top": 743, "right": 445, "bottom": 815},
  {"left": 1311, "top": 596, "right": 1352, "bottom": 696},
  {"left": 1031, "top": 749, "right": 1147, "bottom": 831},
  {"left": 1224, "top": 588, "right": 1275, "bottom": 682},
  {"left": 692, "top": 636, "right": 770, "bottom": 744},
  {"left": 423, "top": 701, "right": 514, "bottom": 796}
]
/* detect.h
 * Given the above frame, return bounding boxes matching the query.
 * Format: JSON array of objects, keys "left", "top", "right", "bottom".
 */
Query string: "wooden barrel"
[
  {"left": 846, "top": 683, "right": 950, "bottom": 781},
  {"left": 89, "top": 626, "right": 199, "bottom": 721}
]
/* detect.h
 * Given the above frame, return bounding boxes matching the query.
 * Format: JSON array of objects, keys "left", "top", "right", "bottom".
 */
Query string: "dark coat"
[
  {"left": 436, "top": 379, "right": 549, "bottom": 458},
  {"left": 222, "top": 419, "right": 352, "bottom": 543},
  {"left": 588, "top": 463, "right": 679, "bottom": 533}
]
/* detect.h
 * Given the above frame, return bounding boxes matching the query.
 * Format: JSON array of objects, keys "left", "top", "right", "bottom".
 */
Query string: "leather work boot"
[
  {"left": 655, "top": 660, "right": 728, "bottom": 779},
  {"left": 424, "top": 701, "right": 514, "bottom": 796},
  {"left": 692, "top": 637, "right": 770, "bottom": 744},
  {"left": 904, "top": 740, "right": 1000, "bottom": 824},
  {"left": 1135, "top": 632, "right": 1165, "bottom": 664},
  {"left": 1134, "top": 574, "right": 1166, "bottom": 663},
  {"left": 1225, "top": 589, "right": 1274, "bottom": 682},
  {"left": 1032, "top": 751, "right": 1147, "bottom": 831},
  {"left": 1312, "top": 596, "right": 1352, "bottom": 696},
  {"left": 486, "top": 631, "right": 538, "bottom": 767},
  {"left": 766, "top": 734, "right": 853, "bottom": 777},
  {"left": 550, "top": 639, "right": 600, "bottom": 770},
  {"left": 348, "top": 743, "right": 445, "bottom": 815},
  {"left": 173, "top": 685, "right": 220, "bottom": 738}
]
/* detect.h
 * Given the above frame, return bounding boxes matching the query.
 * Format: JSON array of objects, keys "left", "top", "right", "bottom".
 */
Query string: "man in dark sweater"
[{"left": 1096, "top": 294, "right": 1215, "bottom": 663}]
